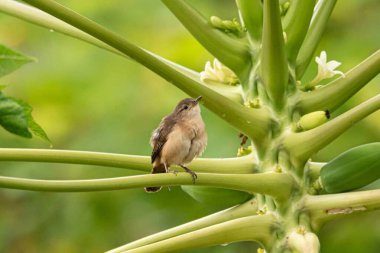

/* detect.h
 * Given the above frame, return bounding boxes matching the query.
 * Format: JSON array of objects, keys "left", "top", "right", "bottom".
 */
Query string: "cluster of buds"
[
  {"left": 244, "top": 98, "right": 261, "bottom": 108},
  {"left": 210, "top": 16, "right": 244, "bottom": 36}
]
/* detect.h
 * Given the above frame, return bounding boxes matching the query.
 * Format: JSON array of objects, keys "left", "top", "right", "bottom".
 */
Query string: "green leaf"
[
  {"left": 18, "top": 99, "right": 51, "bottom": 144},
  {"left": 0, "top": 44, "right": 35, "bottom": 78},
  {"left": 0, "top": 92, "right": 51, "bottom": 143},
  {"left": 181, "top": 185, "right": 252, "bottom": 209},
  {"left": 0, "top": 92, "right": 31, "bottom": 137}
]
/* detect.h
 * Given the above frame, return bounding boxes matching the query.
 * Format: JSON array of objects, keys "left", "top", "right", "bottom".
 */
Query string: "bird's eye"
[{"left": 184, "top": 105, "right": 189, "bottom": 110}]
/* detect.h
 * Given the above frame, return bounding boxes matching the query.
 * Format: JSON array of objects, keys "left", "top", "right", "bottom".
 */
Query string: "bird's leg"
[
  {"left": 179, "top": 165, "right": 198, "bottom": 184},
  {"left": 163, "top": 163, "right": 174, "bottom": 191},
  {"left": 166, "top": 163, "right": 178, "bottom": 175}
]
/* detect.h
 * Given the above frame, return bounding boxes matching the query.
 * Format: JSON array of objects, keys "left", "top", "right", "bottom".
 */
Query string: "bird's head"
[{"left": 174, "top": 96, "right": 202, "bottom": 119}]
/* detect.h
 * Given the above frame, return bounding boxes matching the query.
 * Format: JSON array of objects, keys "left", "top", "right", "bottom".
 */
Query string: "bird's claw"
[
  {"left": 179, "top": 165, "right": 197, "bottom": 184},
  {"left": 189, "top": 171, "right": 198, "bottom": 184},
  {"left": 168, "top": 169, "right": 178, "bottom": 175}
]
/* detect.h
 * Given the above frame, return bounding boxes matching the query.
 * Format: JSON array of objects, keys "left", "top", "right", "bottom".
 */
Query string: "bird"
[{"left": 145, "top": 96, "right": 207, "bottom": 192}]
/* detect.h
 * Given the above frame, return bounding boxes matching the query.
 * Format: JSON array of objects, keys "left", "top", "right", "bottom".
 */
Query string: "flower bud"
[
  {"left": 244, "top": 98, "right": 261, "bottom": 108},
  {"left": 287, "top": 229, "right": 320, "bottom": 253},
  {"left": 237, "top": 146, "right": 253, "bottom": 157},
  {"left": 296, "top": 110, "right": 330, "bottom": 131},
  {"left": 210, "top": 16, "right": 223, "bottom": 28},
  {"left": 257, "top": 248, "right": 266, "bottom": 253},
  {"left": 200, "top": 58, "right": 239, "bottom": 85},
  {"left": 210, "top": 16, "right": 243, "bottom": 35}
]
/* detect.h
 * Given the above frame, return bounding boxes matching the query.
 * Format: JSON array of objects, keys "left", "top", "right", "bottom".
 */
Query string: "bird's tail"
[{"left": 144, "top": 163, "right": 166, "bottom": 193}]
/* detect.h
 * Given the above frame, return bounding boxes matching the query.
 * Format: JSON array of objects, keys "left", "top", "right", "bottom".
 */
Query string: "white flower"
[
  {"left": 310, "top": 51, "right": 345, "bottom": 86},
  {"left": 200, "top": 58, "right": 238, "bottom": 85}
]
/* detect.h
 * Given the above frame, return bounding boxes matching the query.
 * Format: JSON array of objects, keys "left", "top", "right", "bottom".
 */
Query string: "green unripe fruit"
[
  {"left": 320, "top": 143, "right": 380, "bottom": 193},
  {"left": 296, "top": 110, "right": 330, "bottom": 131},
  {"left": 181, "top": 186, "right": 252, "bottom": 209}
]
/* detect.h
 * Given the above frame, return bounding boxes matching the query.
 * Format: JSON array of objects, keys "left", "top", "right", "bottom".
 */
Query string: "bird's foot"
[
  {"left": 179, "top": 165, "right": 198, "bottom": 184},
  {"left": 168, "top": 169, "right": 178, "bottom": 175}
]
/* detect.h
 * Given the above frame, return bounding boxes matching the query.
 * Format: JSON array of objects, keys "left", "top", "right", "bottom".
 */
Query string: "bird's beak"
[{"left": 194, "top": 96, "right": 202, "bottom": 103}]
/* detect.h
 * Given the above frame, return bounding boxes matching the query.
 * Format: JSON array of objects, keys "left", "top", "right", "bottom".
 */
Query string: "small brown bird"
[{"left": 145, "top": 96, "right": 207, "bottom": 192}]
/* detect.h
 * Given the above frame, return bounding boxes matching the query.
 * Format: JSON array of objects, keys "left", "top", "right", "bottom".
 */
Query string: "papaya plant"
[{"left": 0, "top": 0, "right": 379, "bottom": 252}]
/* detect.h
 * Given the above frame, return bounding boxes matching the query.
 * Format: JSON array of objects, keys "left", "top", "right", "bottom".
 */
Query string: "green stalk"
[
  {"left": 0, "top": 0, "right": 244, "bottom": 105},
  {"left": 0, "top": 148, "right": 256, "bottom": 174},
  {"left": 282, "top": 0, "right": 316, "bottom": 62},
  {"left": 297, "top": 50, "right": 380, "bottom": 114},
  {"left": 0, "top": 172, "right": 295, "bottom": 202},
  {"left": 108, "top": 199, "right": 258, "bottom": 252},
  {"left": 261, "top": 0, "right": 288, "bottom": 111},
  {"left": 307, "top": 162, "right": 325, "bottom": 182},
  {"left": 114, "top": 214, "right": 276, "bottom": 253},
  {"left": 0, "top": 0, "right": 241, "bottom": 104},
  {"left": 296, "top": 0, "right": 337, "bottom": 78},
  {"left": 235, "top": 0, "right": 263, "bottom": 43},
  {"left": 161, "top": 0, "right": 251, "bottom": 81},
  {"left": 0, "top": 0, "right": 122, "bottom": 56},
  {"left": 304, "top": 189, "right": 380, "bottom": 230},
  {"left": 0, "top": 0, "right": 241, "bottom": 105},
  {"left": 21, "top": 0, "right": 273, "bottom": 150},
  {"left": 284, "top": 94, "right": 380, "bottom": 169}
]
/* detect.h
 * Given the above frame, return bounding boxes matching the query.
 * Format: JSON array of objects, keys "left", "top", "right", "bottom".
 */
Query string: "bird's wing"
[{"left": 150, "top": 116, "right": 175, "bottom": 164}]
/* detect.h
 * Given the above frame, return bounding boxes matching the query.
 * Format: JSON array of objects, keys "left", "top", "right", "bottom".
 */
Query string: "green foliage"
[
  {"left": 0, "top": 43, "right": 35, "bottom": 78},
  {"left": 0, "top": 92, "right": 50, "bottom": 143},
  {"left": 181, "top": 186, "right": 252, "bottom": 209},
  {"left": 0, "top": 92, "right": 31, "bottom": 138},
  {"left": 0, "top": 43, "right": 49, "bottom": 142},
  {"left": 0, "top": 0, "right": 378, "bottom": 253}
]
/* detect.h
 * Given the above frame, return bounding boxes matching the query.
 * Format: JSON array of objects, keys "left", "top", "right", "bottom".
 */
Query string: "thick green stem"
[
  {"left": 0, "top": 0, "right": 122, "bottom": 56},
  {"left": 284, "top": 94, "right": 380, "bottom": 169},
  {"left": 108, "top": 199, "right": 258, "bottom": 252},
  {"left": 21, "top": 0, "right": 273, "bottom": 150},
  {"left": 0, "top": 0, "right": 241, "bottom": 105},
  {"left": 261, "top": 0, "right": 288, "bottom": 111},
  {"left": 307, "top": 162, "right": 325, "bottom": 182},
  {"left": 0, "top": 172, "right": 295, "bottom": 202},
  {"left": 235, "top": 0, "right": 263, "bottom": 43},
  {"left": 0, "top": 0, "right": 240, "bottom": 105},
  {"left": 304, "top": 189, "right": 380, "bottom": 230},
  {"left": 0, "top": 148, "right": 256, "bottom": 174},
  {"left": 297, "top": 50, "right": 380, "bottom": 114},
  {"left": 296, "top": 0, "right": 337, "bottom": 78},
  {"left": 0, "top": 0, "right": 245, "bottom": 105},
  {"left": 115, "top": 214, "right": 276, "bottom": 253},
  {"left": 282, "top": 0, "right": 316, "bottom": 62},
  {"left": 161, "top": 0, "right": 251, "bottom": 81}
]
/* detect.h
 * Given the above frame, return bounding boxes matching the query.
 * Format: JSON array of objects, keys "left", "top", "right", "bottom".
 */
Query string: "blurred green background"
[{"left": 0, "top": 0, "right": 379, "bottom": 252}]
